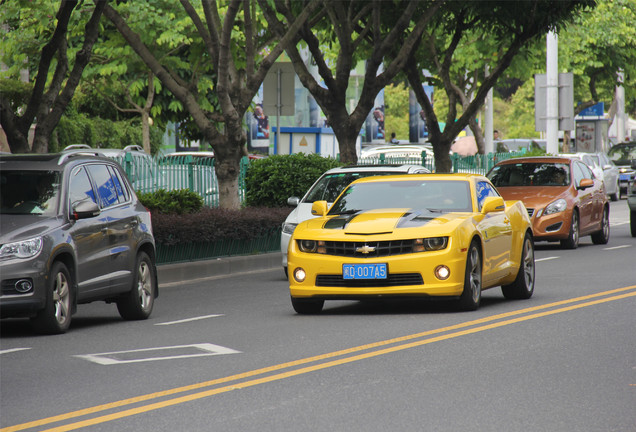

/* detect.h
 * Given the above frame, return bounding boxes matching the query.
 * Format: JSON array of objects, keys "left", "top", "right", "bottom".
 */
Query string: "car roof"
[
  {"left": 0, "top": 152, "right": 121, "bottom": 170},
  {"left": 351, "top": 173, "right": 485, "bottom": 183},
  {"left": 494, "top": 156, "right": 573, "bottom": 165},
  {"left": 321, "top": 164, "right": 430, "bottom": 175}
]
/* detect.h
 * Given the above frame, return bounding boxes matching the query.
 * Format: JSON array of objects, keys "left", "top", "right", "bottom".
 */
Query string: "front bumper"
[
  {"left": 0, "top": 257, "right": 48, "bottom": 317},
  {"left": 528, "top": 208, "right": 572, "bottom": 242},
  {"left": 288, "top": 245, "right": 467, "bottom": 299}
]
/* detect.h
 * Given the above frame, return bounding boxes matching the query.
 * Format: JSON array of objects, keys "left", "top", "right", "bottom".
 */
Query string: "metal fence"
[
  {"left": 111, "top": 150, "right": 524, "bottom": 206},
  {"left": 358, "top": 150, "right": 524, "bottom": 175}
]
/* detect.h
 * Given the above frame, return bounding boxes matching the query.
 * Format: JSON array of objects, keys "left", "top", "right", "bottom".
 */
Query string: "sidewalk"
[{"left": 157, "top": 252, "right": 283, "bottom": 285}]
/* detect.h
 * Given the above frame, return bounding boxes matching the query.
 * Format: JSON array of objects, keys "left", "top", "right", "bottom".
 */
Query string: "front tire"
[
  {"left": 457, "top": 241, "right": 481, "bottom": 311},
  {"left": 502, "top": 233, "right": 535, "bottom": 300},
  {"left": 117, "top": 252, "right": 156, "bottom": 320},
  {"left": 630, "top": 211, "right": 636, "bottom": 237},
  {"left": 31, "top": 261, "right": 73, "bottom": 334},
  {"left": 591, "top": 206, "right": 610, "bottom": 244},
  {"left": 291, "top": 297, "right": 324, "bottom": 314},
  {"left": 560, "top": 210, "right": 579, "bottom": 249}
]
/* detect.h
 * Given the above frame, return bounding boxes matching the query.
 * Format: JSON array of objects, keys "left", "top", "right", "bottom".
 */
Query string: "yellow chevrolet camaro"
[{"left": 288, "top": 174, "right": 535, "bottom": 313}]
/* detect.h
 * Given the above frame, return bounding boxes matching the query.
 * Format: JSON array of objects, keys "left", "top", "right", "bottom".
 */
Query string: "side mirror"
[
  {"left": 71, "top": 200, "right": 100, "bottom": 220},
  {"left": 287, "top": 197, "right": 300, "bottom": 206},
  {"left": 311, "top": 200, "right": 328, "bottom": 216},
  {"left": 481, "top": 196, "right": 505, "bottom": 214},
  {"left": 578, "top": 178, "right": 594, "bottom": 190}
]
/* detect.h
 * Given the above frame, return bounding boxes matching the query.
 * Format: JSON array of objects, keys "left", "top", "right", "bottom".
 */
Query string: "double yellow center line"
[{"left": 5, "top": 285, "right": 636, "bottom": 432}]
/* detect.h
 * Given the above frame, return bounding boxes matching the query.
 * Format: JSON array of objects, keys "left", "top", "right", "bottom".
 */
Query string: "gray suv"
[{"left": 0, "top": 153, "right": 158, "bottom": 334}]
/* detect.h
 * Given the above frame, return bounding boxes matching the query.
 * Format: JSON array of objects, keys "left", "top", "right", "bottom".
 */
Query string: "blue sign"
[{"left": 578, "top": 102, "right": 604, "bottom": 117}]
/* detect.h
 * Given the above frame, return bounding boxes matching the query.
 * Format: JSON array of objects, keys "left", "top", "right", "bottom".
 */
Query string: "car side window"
[
  {"left": 69, "top": 166, "right": 97, "bottom": 208},
  {"left": 572, "top": 161, "right": 588, "bottom": 187},
  {"left": 108, "top": 166, "right": 130, "bottom": 203},
  {"left": 577, "top": 161, "right": 594, "bottom": 179},
  {"left": 476, "top": 181, "right": 499, "bottom": 211},
  {"left": 86, "top": 164, "right": 121, "bottom": 209}
]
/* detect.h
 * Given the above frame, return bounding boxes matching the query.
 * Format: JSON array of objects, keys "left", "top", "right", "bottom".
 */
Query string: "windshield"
[
  {"left": 1, "top": 171, "right": 61, "bottom": 216},
  {"left": 328, "top": 180, "right": 472, "bottom": 214},
  {"left": 488, "top": 163, "right": 570, "bottom": 187},
  {"left": 304, "top": 171, "right": 403, "bottom": 203}
]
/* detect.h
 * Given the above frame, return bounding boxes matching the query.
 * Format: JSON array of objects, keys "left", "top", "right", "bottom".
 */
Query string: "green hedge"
[{"left": 245, "top": 153, "right": 342, "bottom": 207}]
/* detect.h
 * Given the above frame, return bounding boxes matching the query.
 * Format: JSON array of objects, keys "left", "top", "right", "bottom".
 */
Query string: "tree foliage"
[
  {"left": 0, "top": 0, "right": 106, "bottom": 153},
  {"left": 404, "top": 0, "right": 596, "bottom": 172},
  {"left": 103, "top": 0, "right": 323, "bottom": 209}
]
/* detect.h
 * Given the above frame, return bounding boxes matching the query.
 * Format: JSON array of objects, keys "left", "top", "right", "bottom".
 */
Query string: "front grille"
[
  {"left": 322, "top": 240, "right": 418, "bottom": 258},
  {"left": 316, "top": 273, "right": 423, "bottom": 287},
  {"left": 527, "top": 208, "right": 534, "bottom": 218}
]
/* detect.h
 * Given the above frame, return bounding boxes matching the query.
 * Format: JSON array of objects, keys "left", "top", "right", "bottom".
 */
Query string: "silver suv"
[{"left": 0, "top": 153, "right": 158, "bottom": 334}]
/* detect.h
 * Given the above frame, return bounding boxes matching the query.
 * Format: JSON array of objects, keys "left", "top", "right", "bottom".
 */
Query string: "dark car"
[
  {"left": 628, "top": 160, "right": 636, "bottom": 237},
  {"left": 0, "top": 153, "right": 158, "bottom": 334},
  {"left": 607, "top": 141, "right": 636, "bottom": 198}
]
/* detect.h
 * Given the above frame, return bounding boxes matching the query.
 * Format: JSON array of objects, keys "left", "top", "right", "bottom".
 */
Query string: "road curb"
[{"left": 157, "top": 252, "right": 283, "bottom": 285}]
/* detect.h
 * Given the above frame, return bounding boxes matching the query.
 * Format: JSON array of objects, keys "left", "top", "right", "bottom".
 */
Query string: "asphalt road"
[{"left": 1, "top": 200, "right": 635, "bottom": 432}]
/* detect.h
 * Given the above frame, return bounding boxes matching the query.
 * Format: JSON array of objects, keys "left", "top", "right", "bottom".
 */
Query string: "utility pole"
[
  {"left": 616, "top": 69, "right": 626, "bottom": 143},
  {"left": 546, "top": 31, "right": 559, "bottom": 154},
  {"left": 484, "top": 65, "right": 494, "bottom": 154}
]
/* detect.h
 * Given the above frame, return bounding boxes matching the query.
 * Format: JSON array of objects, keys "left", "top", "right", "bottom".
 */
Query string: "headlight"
[
  {"left": 282, "top": 222, "right": 298, "bottom": 235},
  {"left": 543, "top": 198, "right": 567, "bottom": 216},
  {"left": 414, "top": 237, "right": 448, "bottom": 252},
  {"left": 297, "top": 240, "right": 326, "bottom": 254},
  {"left": 0, "top": 237, "right": 43, "bottom": 260}
]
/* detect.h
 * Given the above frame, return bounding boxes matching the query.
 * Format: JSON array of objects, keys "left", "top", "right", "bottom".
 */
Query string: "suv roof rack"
[{"left": 57, "top": 151, "right": 105, "bottom": 165}]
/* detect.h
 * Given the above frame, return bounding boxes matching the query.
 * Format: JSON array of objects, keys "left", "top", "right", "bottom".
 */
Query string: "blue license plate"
[{"left": 343, "top": 263, "right": 387, "bottom": 280}]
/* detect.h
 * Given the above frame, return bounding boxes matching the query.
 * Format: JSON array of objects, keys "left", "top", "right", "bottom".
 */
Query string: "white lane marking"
[
  {"left": 536, "top": 257, "right": 559, "bottom": 262},
  {"left": 155, "top": 314, "right": 223, "bottom": 326},
  {"left": 75, "top": 343, "right": 241, "bottom": 365},
  {"left": 611, "top": 221, "right": 629, "bottom": 226},
  {"left": 602, "top": 245, "right": 632, "bottom": 250},
  {"left": 0, "top": 348, "right": 31, "bottom": 355}
]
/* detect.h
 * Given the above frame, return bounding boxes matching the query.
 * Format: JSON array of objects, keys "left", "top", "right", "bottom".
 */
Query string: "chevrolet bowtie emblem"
[{"left": 356, "top": 244, "right": 376, "bottom": 254}]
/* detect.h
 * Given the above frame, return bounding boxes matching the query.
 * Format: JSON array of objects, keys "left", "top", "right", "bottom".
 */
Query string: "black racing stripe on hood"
[
  {"left": 396, "top": 210, "right": 437, "bottom": 228},
  {"left": 322, "top": 209, "right": 437, "bottom": 230},
  {"left": 323, "top": 213, "right": 359, "bottom": 230}
]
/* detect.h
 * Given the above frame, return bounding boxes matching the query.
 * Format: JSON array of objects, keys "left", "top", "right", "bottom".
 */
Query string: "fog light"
[
  {"left": 15, "top": 279, "right": 33, "bottom": 293},
  {"left": 434, "top": 265, "right": 450, "bottom": 280},
  {"left": 293, "top": 267, "right": 306, "bottom": 282}
]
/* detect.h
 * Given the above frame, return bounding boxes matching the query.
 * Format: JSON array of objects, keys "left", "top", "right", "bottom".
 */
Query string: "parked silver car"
[{"left": 0, "top": 153, "right": 158, "bottom": 334}]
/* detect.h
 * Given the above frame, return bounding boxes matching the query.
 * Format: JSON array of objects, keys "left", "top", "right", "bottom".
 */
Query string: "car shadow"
[
  {"left": 0, "top": 315, "right": 125, "bottom": 338},
  {"left": 305, "top": 294, "right": 509, "bottom": 316}
]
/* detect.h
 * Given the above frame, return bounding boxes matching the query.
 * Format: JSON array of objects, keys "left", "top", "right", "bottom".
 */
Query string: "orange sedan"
[{"left": 487, "top": 156, "right": 609, "bottom": 249}]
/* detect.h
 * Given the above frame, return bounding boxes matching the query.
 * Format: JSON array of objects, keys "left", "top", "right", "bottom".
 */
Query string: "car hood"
[
  {"left": 298, "top": 208, "right": 465, "bottom": 238},
  {"left": 0, "top": 215, "right": 64, "bottom": 243},
  {"left": 497, "top": 187, "right": 569, "bottom": 208}
]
